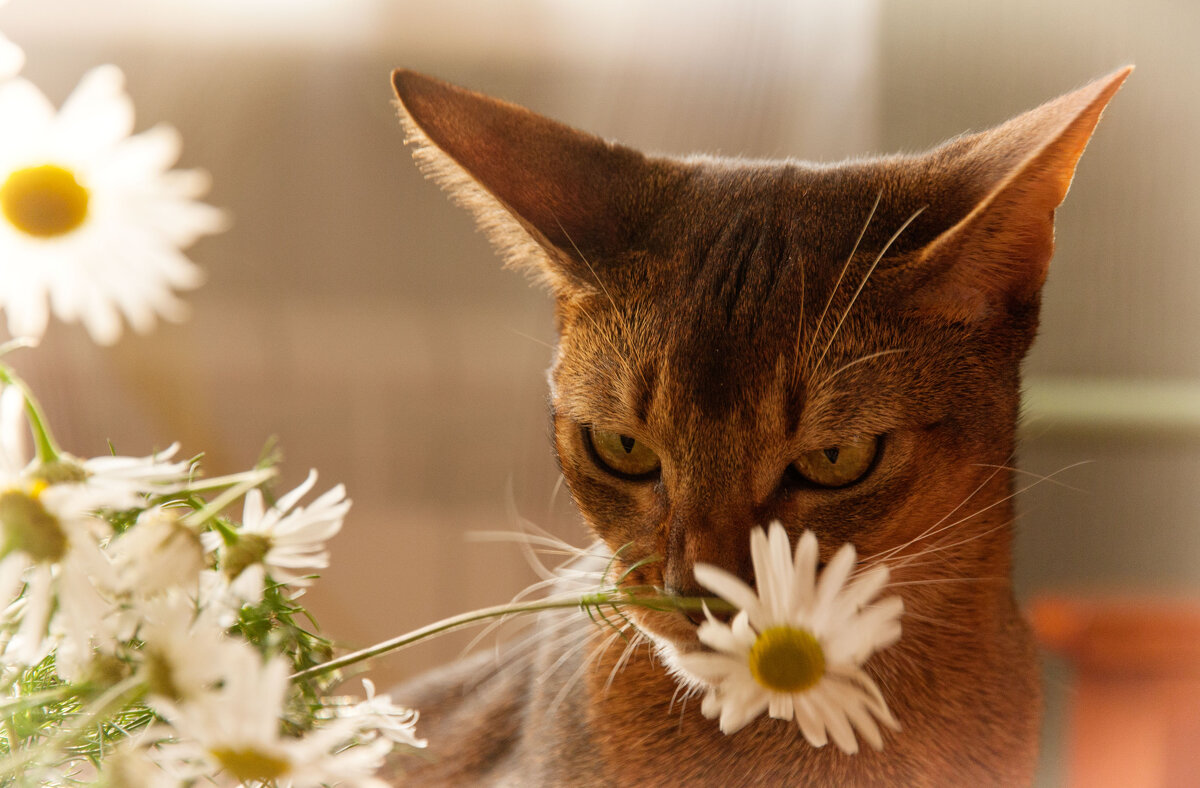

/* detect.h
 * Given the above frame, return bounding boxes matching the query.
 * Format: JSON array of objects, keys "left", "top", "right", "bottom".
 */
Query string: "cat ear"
[
  {"left": 392, "top": 69, "right": 659, "bottom": 295},
  {"left": 910, "top": 67, "right": 1132, "bottom": 322}
]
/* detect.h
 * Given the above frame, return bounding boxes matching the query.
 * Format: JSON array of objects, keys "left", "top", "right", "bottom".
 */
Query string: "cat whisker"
[
  {"left": 867, "top": 457, "right": 1017, "bottom": 565},
  {"left": 820, "top": 347, "right": 910, "bottom": 388},
  {"left": 876, "top": 519, "right": 1014, "bottom": 578},
  {"left": 603, "top": 630, "right": 648, "bottom": 695},
  {"left": 913, "top": 461, "right": 1086, "bottom": 547},
  {"left": 973, "top": 461, "right": 1092, "bottom": 493},
  {"left": 800, "top": 190, "right": 881, "bottom": 371},
  {"left": 547, "top": 472, "right": 568, "bottom": 518},
  {"left": 895, "top": 610, "right": 977, "bottom": 635},
  {"left": 884, "top": 575, "right": 1007, "bottom": 588},
  {"left": 507, "top": 327, "right": 555, "bottom": 351},
  {"left": 546, "top": 626, "right": 627, "bottom": 718},
  {"left": 812, "top": 204, "right": 927, "bottom": 377}
]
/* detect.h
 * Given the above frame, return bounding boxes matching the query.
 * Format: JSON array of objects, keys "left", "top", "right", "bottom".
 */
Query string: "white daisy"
[
  {"left": 109, "top": 507, "right": 205, "bottom": 597},
  {"left": 0, "top": 479, "right": 117, "bottom": 672},
  {"left": 0, "top": 65, "right": 227, "bottom": 345},
  {"left": 0, "top": 383, "right": 190, "bottom": 675},
  {"left": 323, "top": 678, "right": 427, "bottom": 750},
  {"left": 204, "top": 470, "right": 350, "bottom": 605},
  {"left": 135, "top": 591, "right": 237, "bottom": 707},
  {"left": 671, "top": 522, "right": 904, "bottom": 753},
  {"left": 154, "top": 645, "right": 391, "bottom": 787}
]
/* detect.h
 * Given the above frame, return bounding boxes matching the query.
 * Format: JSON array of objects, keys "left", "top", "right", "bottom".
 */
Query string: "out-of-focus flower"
[
  {"left": 109, "top": 508, "right": 204, "bottom": 596},
  {"left": 154, "top": 646, "right": 391, "bottom": 788},
  {"left": 136, "top": 592, "right": 234, "bottom": 707},
  {"left": 0, "top": 65, "right": 227, "bottom": 345},
  {"left": 671, "top": 522, "right": 903, "bottom": 753}
]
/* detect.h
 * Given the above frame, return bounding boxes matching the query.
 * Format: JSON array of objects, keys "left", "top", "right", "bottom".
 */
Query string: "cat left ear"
[
  {"left": 911, "top": 67, "right": 1132, "bottom": 322},
  {"left": 392, "top": 69, "right": 663, "bottom": 296}
]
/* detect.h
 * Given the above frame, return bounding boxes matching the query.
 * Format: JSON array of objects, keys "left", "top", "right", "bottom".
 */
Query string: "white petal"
[
  {"left": 811, "top": 542, "right": 857, "bottom": 633},
  {"left": 0, "top": 33, "right": 23, "bottom": 79},
  {"left": 809, "top": 686, "right": 858, "bottom": 754},
  {"left": 55, "top": 65, "right": 134, "bottom": 157},
  {"left": 695, "top": 617, "right": 746, "bottom": 656},
  {"left": 718, "top": 684, "right": 770, "bottom": 734},
  {"left": 673, "top": 651, "right": 744, "bottom": 684},
  {"left": 794, "top": 695, "right": 829, "bottom": 747},
  {"left": 694, "top": 563, "right": 763, "bottom": 623},
  {"left": 792, "top": 530, "right": 819, "bottom": 610},
  {"left": 275, "top": 469, "right": 319, "bottom": 514}
]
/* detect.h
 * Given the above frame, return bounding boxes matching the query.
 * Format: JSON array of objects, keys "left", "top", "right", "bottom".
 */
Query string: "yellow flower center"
[
  {"left": 0, "top": 164, "right": 90, "bottom": 238},
  {"left": 143, "top": 647, "right": 184, "bottom": 702},
  {"left": 222, "top": 533, "right": 272, "bottom": 581},
  {"left": 211, "top": 746, "right": 290, "bottom": 782},
  {"left": 748, "top": 625, "right": 826, "bottom": 693},
  {"left": 0, "top": 485, "right": 67, "bottom": 563}
]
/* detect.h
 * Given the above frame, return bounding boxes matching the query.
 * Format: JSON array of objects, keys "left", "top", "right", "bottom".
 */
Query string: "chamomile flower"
[
  {"left": 204, "top": 470, "right": 350, "bottom": 605},
  {"left": 0, "top": 479, "right": 116, "bottom": 670},
  {"left": 323, "top": 678, "right": 426, "bottom": 750},
  {"left": 0, "top": 382, "right": 190, "bottom": 674},
  {"left": 109, "top": 508, "right": 205, "bottom": 597},
  {"left": 155, "top": 645, "right": 391, "bottom": 787},
  {"left": 0, "top": 65, "right": 227, "bottom": 345},
  {"left": 135, "top": 592, "right": 237, "bottom": 707},
  {"left": 671, "top": 522, "right": 904, "bottom": 753}
]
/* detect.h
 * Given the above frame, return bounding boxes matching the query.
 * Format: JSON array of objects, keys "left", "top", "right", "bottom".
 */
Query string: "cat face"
[
  {"left": 542, "top": 165, "right": 1033, "bottom": 652},
  {"left": 391, "top": 69, "right": 1128, "bottom": 663}
]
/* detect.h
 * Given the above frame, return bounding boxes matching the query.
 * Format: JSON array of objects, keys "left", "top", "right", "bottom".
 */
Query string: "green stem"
[
  {"left": 0, "top": 365, "right": 59, "bottom": 464},
  {"left": 290, "top": 592, "right": 735, "bottom": 682},
  {"left": 181, "top": 467, "right": 276, "bottom": 528}
]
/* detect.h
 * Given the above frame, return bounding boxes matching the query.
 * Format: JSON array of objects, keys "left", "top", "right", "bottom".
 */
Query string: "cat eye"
[
  {"left": 586, "top": 427, "right": 662, "bottom": 480},
  {"left": 789, "top": 436, "right": 880, "bottom": 488}
]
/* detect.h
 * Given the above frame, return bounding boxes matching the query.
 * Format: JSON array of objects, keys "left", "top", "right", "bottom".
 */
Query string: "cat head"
[{"left": 391, "top": 69, "right": 1128, "bottom": 664}]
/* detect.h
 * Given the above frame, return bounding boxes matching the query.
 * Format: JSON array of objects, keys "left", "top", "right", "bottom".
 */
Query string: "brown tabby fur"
[{"left": 384, "top": 67, "right": 1131, "bottom": 786}]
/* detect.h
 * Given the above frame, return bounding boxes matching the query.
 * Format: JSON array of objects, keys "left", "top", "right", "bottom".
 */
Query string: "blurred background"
[{"left": 2, "top": 1, "right": 1197, "bottom": 784}]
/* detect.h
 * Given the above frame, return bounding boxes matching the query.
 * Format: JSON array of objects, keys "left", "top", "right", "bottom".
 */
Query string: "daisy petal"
[{"left": 694, "top": 563, "right": 765, "bottom": 627}]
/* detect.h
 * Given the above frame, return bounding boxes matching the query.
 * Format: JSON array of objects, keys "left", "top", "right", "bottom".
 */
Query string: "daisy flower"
[
  {"left": 0, "top": 65, "right": 227, "bottom": 345},
  {"left": 154, "top": 645, "right": 391, "bottom": 787},
  {"left": 135, "top": 591, "right": 239, "bottom": 707},
  {"left": 0, "top": 383, "right": 190, "bottom": 675},
  {"left": 323, "top": 678, "right": 426, "bottom": 750},
  {"left": 203, "top": 470, "right": 350, "bottom": 606},
  {"left": 109, "top": 508, "right": 205, "bottom": 598},
  {"left": 671, "top": 522, "right": 904, "bottom": 753}
]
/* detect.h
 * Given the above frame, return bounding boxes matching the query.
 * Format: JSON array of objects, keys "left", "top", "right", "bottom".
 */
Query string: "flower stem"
[
  {"left": 181, "top": 466, "right": 276, "bottom": 528},
  {"left": 0, "top": 364, "right": 60, "bottom": 463},
  {"left": 291, "top": 591, "right": 734, "bottom": 682}
]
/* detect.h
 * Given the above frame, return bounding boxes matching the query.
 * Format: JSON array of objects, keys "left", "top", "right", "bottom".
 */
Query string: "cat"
[{"left": 384, "top": 66, "right": 1130, "bottom": 786}]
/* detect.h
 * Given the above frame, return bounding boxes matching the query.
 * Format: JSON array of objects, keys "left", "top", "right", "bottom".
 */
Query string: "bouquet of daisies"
[{"left": 0, "top": 371, "right": 425, "bottom": 786}]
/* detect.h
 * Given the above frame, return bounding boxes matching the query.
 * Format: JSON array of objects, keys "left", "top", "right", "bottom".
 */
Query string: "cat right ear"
[
  {"left": 392, "top": 70, "right": 661, "bottom": 295},
  {"left": 906, "top": 67, "right": 1131, "bottom": 323}
]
